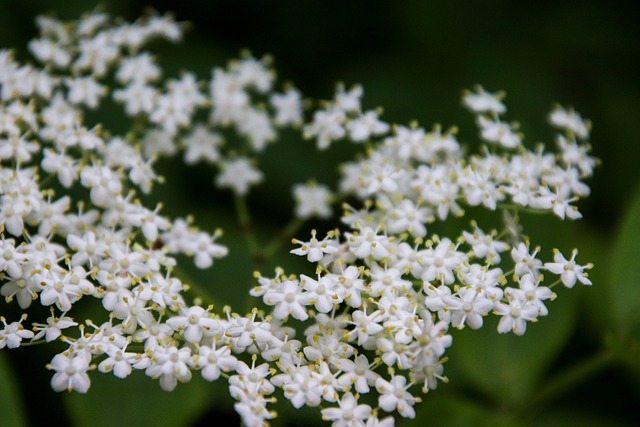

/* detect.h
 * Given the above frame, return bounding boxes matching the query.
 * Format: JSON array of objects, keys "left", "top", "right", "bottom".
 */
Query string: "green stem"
[
  {"left": 516, "top": 349, "right": 615, "bottom": 420},
  {"left": 263, "top": 217, "right": 305, "bottom": 260},
  {"left": 497, "top": 203, "right": 550, "bottom": 215},
  {"left": 234, "top": 194, "right": 263, "bottom": 265}
]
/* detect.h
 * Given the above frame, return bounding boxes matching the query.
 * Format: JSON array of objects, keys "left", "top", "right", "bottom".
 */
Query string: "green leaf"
[
  {"left": 66, "top": 369, "right": 231, "bottom": 427},
  {"left": 402, "top": 392, "right": 525, "bottom": 427},
  {"left": 530, "top": 407, "right": 636, "bottom": 427},
  {"left": 0, "top": 352, "right": 28, "bottom": 427},
  {"left": 447, "top": 293, "right": 578, "bottom": 408},
  {"left": 606, "top": 184, "right": 640, "bottom": 337}
]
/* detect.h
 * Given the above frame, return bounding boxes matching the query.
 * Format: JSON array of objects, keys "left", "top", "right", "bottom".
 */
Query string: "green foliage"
[
  {"left": 66, "top": 371, "right": 228, "bottom": 427},
  {"left": 0, "top": 352, "right": 27, "bottom": 427},
  {"left": 451, "top": 295, "right": 578, "bottom": 408},
  {"left": 606, "top": 185, "right": 640, "bottom": 338}
]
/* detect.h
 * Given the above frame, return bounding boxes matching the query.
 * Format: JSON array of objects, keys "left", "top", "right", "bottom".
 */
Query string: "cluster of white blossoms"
[{"left": 0, "top": 11, "right": 596, "bottom": 427}]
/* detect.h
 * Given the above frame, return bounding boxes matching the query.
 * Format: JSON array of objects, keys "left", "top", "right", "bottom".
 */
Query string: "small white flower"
[
  {"left": 321, "top": 392, "right": 372, "bottom": 427},
  {"left": 32, "top": 311, "right": 78, "bottom": 342},
  {"left": 144, "top": 344, "right": 192, "bottom": 391},
  {"left": 190, "top": 343, "right": 238, "bottom": 381},
  {"left": 463, "top": 86, "right": 506, "bottom": 115},
  {"left": 48, "top": 351, "right": 92, "bottom": 393},
  {"left": 182, "top": 125, "right": 224, "bottom": 164},
  {"left": 215, "top": 157, "right": 263, "bottom": 195},
  {"left": 549, "top": 106, "right": 590, "bottom": 140},
  {"left": 166, "top": 306, "right": 220, "bottom": 344},
  {"left": 65, "top": 76, "right": 106, "bottom": 109},
  {"left": 304, "top": 108, "right": 346, "bottom": 150},
  {"left": 375, "top": 375, "right": 417, "bottom": 418},
  {"left": 293, "top": 182, "right": 333, "bottom": 219},
  {"left": 476, "top": 116, "right": 521, "bottom": 148},
  {"left": 0, "top": 315, "right": 34, "bottom": 349},
  {"left": 270, "top": 88, "right": 303, "bottom": 126},
  {"left": 98, "top": 345, "right": 137, "bottom": 379},
  {"left": 347, "top": 110, "right": 390, "bottom": 142},
  {"left": 263, "top": 279, "right": 310, "bottom": 321},
  {"left": 494, "top": 294, "right": 539, "bottom": 335},
  {"left": 545, "top": 248, "right": 592, "bottom": 288},
  {"left": 291, "top": 229, "right": 339, "bottom": 263}
]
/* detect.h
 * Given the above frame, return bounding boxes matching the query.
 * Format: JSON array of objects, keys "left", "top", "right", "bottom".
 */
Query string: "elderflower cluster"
[{"left": 1, "top": 10, "right": 595, "bottom": 427}]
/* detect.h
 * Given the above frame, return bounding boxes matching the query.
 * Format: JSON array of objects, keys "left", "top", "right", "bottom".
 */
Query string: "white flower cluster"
[{"left": 0, "top": 11, "right": 596, "bottom": 427}]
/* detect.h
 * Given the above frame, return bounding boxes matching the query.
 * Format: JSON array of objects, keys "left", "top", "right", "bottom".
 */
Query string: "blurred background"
[{"left": 1, "top": 1, "right": 639, "bottom": 426}]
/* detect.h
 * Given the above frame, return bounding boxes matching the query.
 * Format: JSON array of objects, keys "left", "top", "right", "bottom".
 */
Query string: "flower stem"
[
  {"left": 263, "top": 217, "right": 305, "bottom": 260},
  {"left": 234, "top": 194, "right": 264, "bottom": 265}
]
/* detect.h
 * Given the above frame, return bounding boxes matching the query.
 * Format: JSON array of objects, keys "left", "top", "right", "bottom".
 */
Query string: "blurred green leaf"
[
  {"left": 448, "top": 294, "right": 578, "bottom": 408},
  {"left": 607, "top": 184, "right": 640, "bottom": 337},
  {"left": 604, "top": 333, "right": 640, "bottom": 379},
  {"left": 0, "top": 352, "right": 28, "bottom": 427},
  {"left": 402, "top": 392, "right": 525, "bottom": 427},
  {"left": 530, "top": 407, "right": 635, "bottom": 427},
  {"left": 66, "top": 369, "right": 229, "bottom": 427}
]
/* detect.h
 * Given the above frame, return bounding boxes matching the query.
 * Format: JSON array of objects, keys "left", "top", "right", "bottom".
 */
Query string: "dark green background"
[{"left": 1, "top": 1, "right": 639, "bottom": 426}]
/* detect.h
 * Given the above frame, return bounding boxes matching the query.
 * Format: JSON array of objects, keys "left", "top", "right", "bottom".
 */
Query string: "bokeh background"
[{"left": 1, "top": 1, "right": 639, "bottom": 426}]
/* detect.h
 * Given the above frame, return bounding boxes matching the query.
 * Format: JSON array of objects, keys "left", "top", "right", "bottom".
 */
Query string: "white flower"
[
  {"left": 382, "top": 197, "right": 431, "bottom": 238},
  {"left": 545, "top": 249, "right": 593, "bottom": 288},
  {"left": 347, "top": 110, "right": 390, "bottom": 142},
  {"left": 48, "top": 351, "right": 92, "bottom": 393},
  {"left": 336, "top": 354, "right": 380, "bottom": 394},
  {"left": 421, "top": 238, "right": 466, "bottom": 285},
  {"left": 0, "top": 315, "right": 34, "bottom": 349},
  {"left": 346, "top": 309, "right": 384, "bottom": 347},
  {"left": 215, "top": 157, "right": 263, "bottom": 195},
  {"left": 79, "top": 164, "right": 123, "bottom": 207},
  {"left": 375, "top": 375, "right": 417, "bottom": 418},
  {"left": 144, "top": 344, "right": 192, "bottom": 391},
  {"left": 345, "top": 227, "right": 392, "bottom": 260},
  {"left": 304, "top": 109, "right": 346, "bottom": 150},
  {"left": 462, "top": 86, "right": 506, "bottom": 115},
  {"left": 549, "top": 106, "right": 590, "bottom": 140},
  {"left": 301, "top": 273, "right": 342, "bottom": 313},
  {"left": 511, "top": 242, "right": 543, "bottom": 278},
  {"left": 28, "top": 38, "right": 71, "bottom": 68},
  {"left": 321, "top": 392, "right": 372, "bottom": 427},
  {"left": 290, "top": 229, "right": 339, "bottom": 263},
  {"left": 0, "top": 135, "right": 39, "bottom": 162},
  {"left": 190, "top": 343, "right": 238, "bottom": 381},
  {"left": 98, "top": 345, "right": 137, "bottom": 379},
  {"left": 263, "top": 279, "right": 310, "bottom": 321},
  {"left": 476, "top": 115, "right": 521, "bottom": 148},
  {"left": 182, "top": 125, "right": 224, "bottom": 164},
  {"left": 507, "top": 273, "right": 555, "bottom": 316},
  {"left": 166, "top": 306, "right": 220, "bottom": 344},
  {"left": 41, "top": 149, "right": 79, "bottom": 188},
  {"left": 293, "top": 182, "right": 333, "bottom": 219},
  {"left": 65, "top": 76, "right": 106, "bottom": 109},
  {"left": 237, "top": 108, "right": 276, "bottom": 152},
  {"left": 270, "top": 88, "right": 303, "bottom": 126},
  {"left": 32, "top": 311, "right": 78, "bottom": 342},
  {"left": 113, "top": 82, "right": 158, "bottom": 115},
  {"left": 448, "top": 287, "right": 494, "bottom": 329},
  {"left": 462, "top": 225, "right": 509, "bottom": 264},
  {"left": 184, "top": 231, "right": 228, "bottom": 269},
  {"left": 334, "top": 84, "right": 363, "bottom": 113},
  {"left": 494, "top": 294, "right": 539, "bottom": 335},
  {"left": 116, "top": 52, "right": 161, "bottom": 84},
  {"left": 141, "top": 128, "right": 177, "bottom": 158},
  {"left": 36, "top": 269, "right": 83, "bottom": 312}
]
